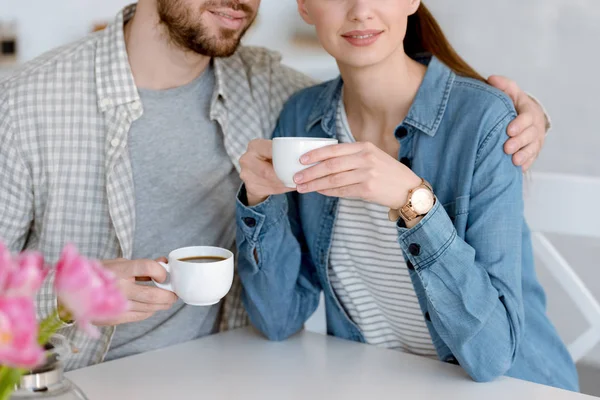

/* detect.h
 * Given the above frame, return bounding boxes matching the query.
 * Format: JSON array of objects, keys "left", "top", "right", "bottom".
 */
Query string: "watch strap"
[{"left": 388, "top": 179, "right": 434, "bottom": 222}]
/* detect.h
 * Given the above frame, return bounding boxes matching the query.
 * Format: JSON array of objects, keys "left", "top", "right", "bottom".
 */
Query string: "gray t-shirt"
[{"left": 105, "top": 64, "right": 240, "bottom": 361}]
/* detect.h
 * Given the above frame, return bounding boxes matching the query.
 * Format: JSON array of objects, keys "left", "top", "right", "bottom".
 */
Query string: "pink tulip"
[
  {"left": 3, "top": 252, "right": 46, "bottom": 298},
  {"left": 0, "top": 242, "right": 46, "bottom": 298},
  {"left": 54, "top": 244, "right": 128, "bottom": 337},
  {"left": 0, "top": 297, "right": 45, "bottom": 368}
]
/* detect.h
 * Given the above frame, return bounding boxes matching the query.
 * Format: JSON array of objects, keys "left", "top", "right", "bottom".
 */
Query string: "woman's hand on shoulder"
[
  {"left": 239, "top": 139, "right": 293, "bottom": 206},
  {"left": 294, "top": 142, "right": 421, "bottom": 209}
]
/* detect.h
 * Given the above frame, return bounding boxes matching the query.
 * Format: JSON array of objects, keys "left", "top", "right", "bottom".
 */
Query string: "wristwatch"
[{"left": 388, "top": 178, "right": 436, "bottom": 222}]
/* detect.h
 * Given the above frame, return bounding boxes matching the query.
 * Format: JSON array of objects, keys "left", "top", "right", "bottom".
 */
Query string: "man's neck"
[
  {"left": 339, "top": 49, "right": 426, "bottom": 143},
  {"left": 124, "top": 1, "right": 211, "bottom": 90}
]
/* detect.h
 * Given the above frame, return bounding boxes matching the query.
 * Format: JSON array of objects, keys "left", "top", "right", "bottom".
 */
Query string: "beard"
[{"left": 157, "top": 0, "right": 256, "bottom": 57}]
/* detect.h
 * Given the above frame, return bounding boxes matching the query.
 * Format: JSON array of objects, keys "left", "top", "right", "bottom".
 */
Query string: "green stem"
[
  {"left": 38, "top": 305, "right": 72, "bottom": 346},
  {"left": 0, "top": 367, "right": 7, "bottom": 384},
  {"left": 0, "top": 366, "right": 8, "bottom": 400},
  {"left": 0, "top": 366, "right": 24, "bottom": 400},
  {"left": 38, "top": 315, "right": 64, "bottom": 346}
]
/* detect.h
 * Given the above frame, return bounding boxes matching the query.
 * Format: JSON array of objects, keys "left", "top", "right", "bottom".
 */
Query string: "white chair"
[{"left": 525, "top": 172, "right": 600, "bottom": 363}]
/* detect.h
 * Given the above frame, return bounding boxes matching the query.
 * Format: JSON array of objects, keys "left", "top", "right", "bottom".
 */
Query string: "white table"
[{"left": 66, "top": 328, "right": 592, "bottom": 399}]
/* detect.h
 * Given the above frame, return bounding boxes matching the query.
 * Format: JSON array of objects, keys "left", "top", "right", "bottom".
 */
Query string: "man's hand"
[
  {"left": 94, "top": 258, "right": 178, "bottom": 326},
  {"left": 488, "top": 75, "right": 548, "bottom": 172}
]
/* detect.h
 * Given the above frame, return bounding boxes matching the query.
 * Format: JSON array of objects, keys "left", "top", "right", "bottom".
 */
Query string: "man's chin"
[
  {"left": 207, "top": 45, "right": 241, "bottom": 58},
  {"left": 198, "top": 29, "right": 247, "bottom": 57},
  {"left": 191, "top": 38, "right": 242, "bottom": 58}
]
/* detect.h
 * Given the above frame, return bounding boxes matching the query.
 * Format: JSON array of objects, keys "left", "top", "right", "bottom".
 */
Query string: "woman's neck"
[{"left": 339, "top": 49, "right": 426, "bottom": 146}]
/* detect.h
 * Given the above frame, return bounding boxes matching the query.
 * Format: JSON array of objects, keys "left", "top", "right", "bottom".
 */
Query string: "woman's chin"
[{"left": 335, "top": 55, "right": 387, "bottom": 71}]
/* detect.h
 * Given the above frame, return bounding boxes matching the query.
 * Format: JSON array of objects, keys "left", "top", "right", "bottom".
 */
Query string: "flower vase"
[{"left": 10, "top": 336, "right": 87, "bottom": 400}]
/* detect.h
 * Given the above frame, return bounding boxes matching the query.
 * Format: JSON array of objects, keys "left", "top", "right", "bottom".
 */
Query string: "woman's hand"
[
  {"left": 239, "top": 139, "right": 294, "bottom": 206},
  {"left": 294, "top": 142, "right": 421, "bottom": 210}
]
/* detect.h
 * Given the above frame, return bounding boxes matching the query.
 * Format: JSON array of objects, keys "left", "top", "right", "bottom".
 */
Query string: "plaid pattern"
[{"left": 0, "top": 4, "right": 314, "bottom": 370}]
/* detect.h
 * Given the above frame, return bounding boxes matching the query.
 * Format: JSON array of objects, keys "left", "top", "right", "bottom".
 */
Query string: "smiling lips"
[
  {"left": 208, "top": 8, "right": 248, "bottom": 30},
  {"left": 341, "top": 29, "right": 384, "bottom": 47}
]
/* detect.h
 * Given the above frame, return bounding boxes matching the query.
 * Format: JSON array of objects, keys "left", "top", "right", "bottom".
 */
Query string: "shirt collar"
[
  {"left": 95, "top": 4, "right": 140, "bottom": 112},
  {"left": 212, "top": 56, "right": 231, "bottom": 102},
  {"left": 306, "top": 56, "right": 456, "bottom": 138},
  {"left": 212, "top": 47, "right": 285, "bottom": 103}
]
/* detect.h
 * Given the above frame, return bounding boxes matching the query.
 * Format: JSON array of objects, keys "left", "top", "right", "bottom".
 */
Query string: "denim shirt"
[{"left": 236, "top": 57, "right": 578, "bottom": 391}]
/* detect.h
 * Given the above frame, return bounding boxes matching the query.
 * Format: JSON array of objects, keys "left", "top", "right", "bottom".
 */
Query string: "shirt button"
[
  {"left": 395, "top": 126, "right": 408, "bottom": 139},
  {"left": 100, "top": 98, "right": 112, "bottom": 108},
  {"left": 406, "top": 260, "right": 415, "bottom": 271},
  {"left": 131, "top": 101, "right": 141, "bottom": 110},
  {"left": 408, "top": 243, "right": 421, "bottom": 256},
  {"left": 110, "top": 138, "right": 120, "bottom": 147},
  {"left": 425, "top": 312, "right": 431, "bottom": 322},
  {"left": 243, "top": 217, "right": 257, "bottom": 228}
]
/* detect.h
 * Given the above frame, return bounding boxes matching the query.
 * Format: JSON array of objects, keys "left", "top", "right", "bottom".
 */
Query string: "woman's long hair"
[{"left": 405, "top": 4, "right": 485, "bottom": 82}]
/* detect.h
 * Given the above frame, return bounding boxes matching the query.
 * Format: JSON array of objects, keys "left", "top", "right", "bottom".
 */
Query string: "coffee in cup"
[
  {"left": 153, "top": 246, "right": 233, "bottom": 306},
  {"left": 178, "top": 256, "right": 227, "bottom": 263}
]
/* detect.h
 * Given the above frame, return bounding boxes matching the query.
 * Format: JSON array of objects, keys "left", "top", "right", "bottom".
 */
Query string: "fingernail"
[
  {"left": 506, "top": 144, "right": 517, "bottom": 153},
  {"left": 294, "top": 173, "right": 304, "bottom": 183},
  {"left": 509, "top": 126, "right": 519, "bottom": 135},
  {"left": 300, "top": 155, "right": 309, "bottom": 164}
]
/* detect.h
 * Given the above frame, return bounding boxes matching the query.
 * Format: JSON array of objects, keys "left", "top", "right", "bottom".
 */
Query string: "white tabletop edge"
[{"left": 66, "top": 328, "right": 593, "bottom": 400}]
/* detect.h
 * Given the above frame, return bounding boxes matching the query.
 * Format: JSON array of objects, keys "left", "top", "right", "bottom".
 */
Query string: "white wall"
[
  {"left": 0, "top": 0, "right": 131, "bottom": 62},
  {"left": 423, "top": 0, "right": 600, "bottom": 178}
]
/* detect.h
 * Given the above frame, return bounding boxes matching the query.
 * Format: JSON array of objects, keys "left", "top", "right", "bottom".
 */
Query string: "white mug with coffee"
[
  {"left": 272, "top": 137, "right": 339, "bottom": 188},
  {"left": 153, "top": 246, "right": 233, "bottom": 306}
]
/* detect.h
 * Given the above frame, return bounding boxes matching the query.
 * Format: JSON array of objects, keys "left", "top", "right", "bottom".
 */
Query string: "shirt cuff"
[
  {"left": 236, "top": 184, "right": 288, "bottom": 242},
  {"left": 396, "top": 200, "right": 457, "bottom": 270},
  {"left": 526, "top": 92, "right": 552, "bottom": 133}
]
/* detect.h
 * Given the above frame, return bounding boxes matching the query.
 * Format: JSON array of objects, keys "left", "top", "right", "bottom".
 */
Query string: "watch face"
[{"left": 411, "top": 188, "right": 434, "bottom": 214}]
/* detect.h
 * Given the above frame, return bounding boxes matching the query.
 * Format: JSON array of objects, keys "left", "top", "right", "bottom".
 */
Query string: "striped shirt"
[{"left": 328, "top": 95, "right": 438, "bottom": 358}]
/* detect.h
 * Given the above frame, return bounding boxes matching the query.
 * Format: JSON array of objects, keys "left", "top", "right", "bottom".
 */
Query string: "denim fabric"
[{"left": 236, "top": 57, "right": 578, "bottom": 391}]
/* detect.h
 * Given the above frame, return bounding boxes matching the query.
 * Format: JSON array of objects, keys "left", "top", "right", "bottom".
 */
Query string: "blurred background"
[{"left": 1, "top": 0, "right": 599, "bottom": 395}]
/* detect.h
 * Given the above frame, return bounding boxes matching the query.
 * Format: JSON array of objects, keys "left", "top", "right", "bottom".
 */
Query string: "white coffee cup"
[
  {"left": 153, "top": 246, "right": 233, "bottom": 306},
  {"left": 272, "top": 137, "right": 339, "bottom": 188}
]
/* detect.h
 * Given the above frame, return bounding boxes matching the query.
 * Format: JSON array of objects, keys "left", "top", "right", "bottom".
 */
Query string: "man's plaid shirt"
[{"left": 0, "top": 4, "right": 314, "bottom": 370}]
